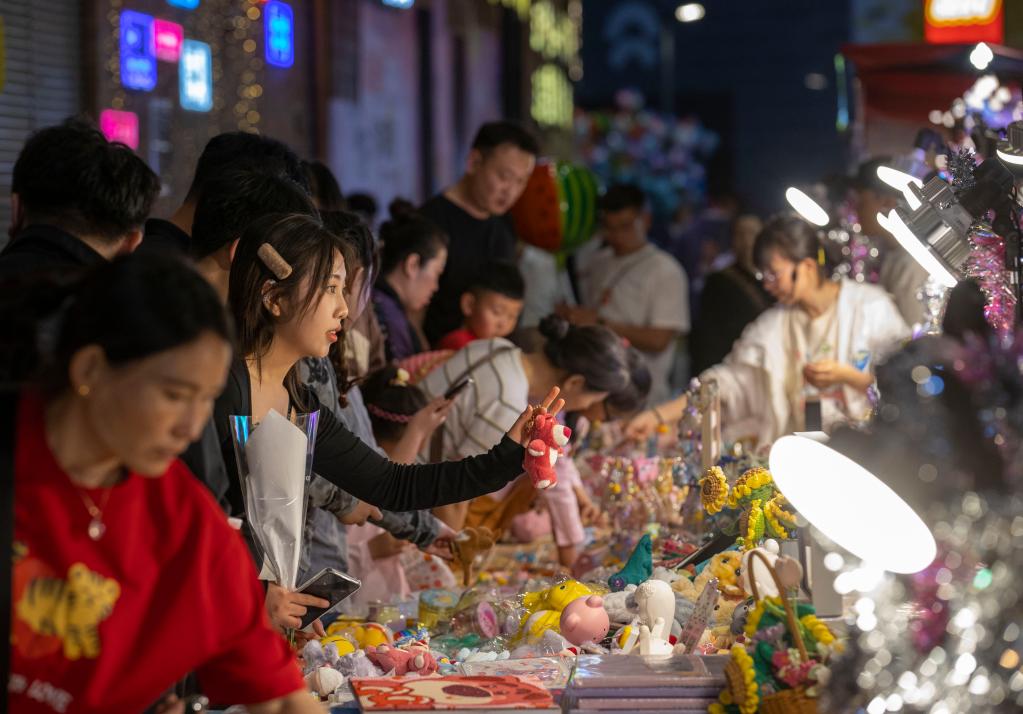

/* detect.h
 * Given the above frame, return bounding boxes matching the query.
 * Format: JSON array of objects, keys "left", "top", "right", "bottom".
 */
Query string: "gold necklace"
[{"left": 73, "top": 485, "right": 114, "bottom": 541}]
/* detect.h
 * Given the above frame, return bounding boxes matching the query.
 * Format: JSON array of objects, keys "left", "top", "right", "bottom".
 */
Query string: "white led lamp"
[
  {"left": 996, "top": 120, "right": 1023, "bottom": 174},
  {"left": 880, "top": 177, "right": 974, "bottom": 288}
]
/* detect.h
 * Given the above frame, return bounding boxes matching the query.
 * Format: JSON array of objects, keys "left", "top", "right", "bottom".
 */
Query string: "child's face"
[{"left": 464, "top": 290, "right": 523, "bottom": 339}]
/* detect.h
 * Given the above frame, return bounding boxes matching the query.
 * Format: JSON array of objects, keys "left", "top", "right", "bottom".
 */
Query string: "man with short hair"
[
  {"left": 561, "top": 184, "right": 690, "bottom": 402},
  {"left": 142, "top": 130, "right": 309, "bottom": 255},
  {"left": 1, "top": 117, "right": 159, "bottom": 277},
  {"left": 420, "top": 121, "right": 539, "bottom": 344}
]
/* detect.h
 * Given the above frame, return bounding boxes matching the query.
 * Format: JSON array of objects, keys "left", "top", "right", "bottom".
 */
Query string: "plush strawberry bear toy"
[{"left": 523, "top": 411, "right": 571, "bottom": 490}]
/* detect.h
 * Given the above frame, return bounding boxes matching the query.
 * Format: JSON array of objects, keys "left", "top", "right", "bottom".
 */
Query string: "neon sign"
[
  {"left": 925, "top": 0, "right": 1003, "bottom": 44},
  {"left": 179, "top": 39, "right": 213, "bottom": 111},
  {"left": 100, "top": 109, "right": 140, "bottom": 150},
  {"left": 120, "top": 10, "right": 157, "bottom": 91},
  {"left": 531, "top": 64, "right": 573, "bottom": 129},
  {"left": 153, "top": 19, "right": 183, "bottom": 62},
  {"left": 167, "top": 0, "right": 200, "bottom": 9},
  {"left": 265, "top": 1, "right": 294, "bottom": 68}
]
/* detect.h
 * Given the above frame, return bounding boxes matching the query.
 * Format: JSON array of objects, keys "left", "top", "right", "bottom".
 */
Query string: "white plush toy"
[
  {"left": 632, "top": 579, "right": 675, "bottom": 657},
  {"left": 305, "top": 667, "right": 345, "bottom": 697}
]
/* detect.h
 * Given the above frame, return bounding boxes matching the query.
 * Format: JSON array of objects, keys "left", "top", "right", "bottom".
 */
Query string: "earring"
[{"left": 77, "top": 384, "right": 91, "bottom": 397}]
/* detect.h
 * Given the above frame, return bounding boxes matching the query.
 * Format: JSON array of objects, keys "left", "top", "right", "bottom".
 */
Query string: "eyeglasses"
[{"left": 757, "top": 266, "right": 799, "bottom": 285}]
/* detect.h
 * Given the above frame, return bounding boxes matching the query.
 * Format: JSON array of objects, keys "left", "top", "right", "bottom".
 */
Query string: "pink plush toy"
[
  {"left": 366, "top": 643, "right": 438, "bottom": 676},
  {"left": 523, "top": 412, "right": 572, "bottom": 490},
  {"left": 559, "top": 595, "right": 610, "bottom": 646}
]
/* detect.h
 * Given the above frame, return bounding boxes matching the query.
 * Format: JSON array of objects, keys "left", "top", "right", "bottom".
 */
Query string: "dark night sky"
[{"left": 578, "top": 0, "right": 853, "bottom": 215}]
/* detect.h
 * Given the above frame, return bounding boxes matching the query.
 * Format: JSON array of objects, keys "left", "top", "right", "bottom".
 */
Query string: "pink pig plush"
[
  {"left": 559, "top": 595, "right": 610, "bottom": 646},
  {"left": 523, "top": 412, "right": 572, "bottom": 490}
]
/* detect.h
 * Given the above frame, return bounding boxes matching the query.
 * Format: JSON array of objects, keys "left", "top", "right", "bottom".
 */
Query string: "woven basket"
[
  {"left": 760, "top": 687, "right": 818, "bottom": 714},
  {"left": 747, "top": 549, "right": 819, "bottom": 714}
]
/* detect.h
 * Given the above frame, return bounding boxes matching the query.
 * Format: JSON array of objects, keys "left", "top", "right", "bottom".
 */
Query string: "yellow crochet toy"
[{"left": 672, "top": 551, "right": 746, "bottom": 601}]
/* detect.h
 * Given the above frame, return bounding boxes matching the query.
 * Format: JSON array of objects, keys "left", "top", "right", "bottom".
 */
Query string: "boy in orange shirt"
[{"left": 437, "top": 260, "right": 525, "bottom": 350}]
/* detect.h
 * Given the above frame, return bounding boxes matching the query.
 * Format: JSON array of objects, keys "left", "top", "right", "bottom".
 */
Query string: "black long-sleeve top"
[{"left": 214, "top": 361, "right": 525, "bottom": 517}]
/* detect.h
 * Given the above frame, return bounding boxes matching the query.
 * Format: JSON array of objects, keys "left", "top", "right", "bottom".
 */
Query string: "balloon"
[{"left": 510, "top": 160, "right": 599, "bottom": 256}]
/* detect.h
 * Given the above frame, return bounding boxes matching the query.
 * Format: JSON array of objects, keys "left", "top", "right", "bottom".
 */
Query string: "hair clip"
[
  {"left": 257, "top": 243, "right": 293, "bottom": 280},
  {"left": 390, "top": 368, "right": 411, "bottom": 387}
]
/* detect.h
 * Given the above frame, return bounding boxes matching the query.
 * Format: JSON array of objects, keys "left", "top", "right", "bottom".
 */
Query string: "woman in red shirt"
[{"left": 8, "top": 254, "right": 320, "bottom": 713}]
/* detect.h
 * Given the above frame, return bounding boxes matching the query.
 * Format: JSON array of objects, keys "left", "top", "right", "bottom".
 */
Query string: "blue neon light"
[
  {"left": 179, "top": 39, "right": 212, "bottom": 112},
  {"left": 120, "top": 10, "right": 157, "bottom": 92},
  {"left": 265, "top": 1, "right": 294, "bottom": 68},
  {"left": 167, "top": 0, "right": 200, "bottom": 8},
  {"left": 382, "top": 0, "right": 416, "bottom": 7}
]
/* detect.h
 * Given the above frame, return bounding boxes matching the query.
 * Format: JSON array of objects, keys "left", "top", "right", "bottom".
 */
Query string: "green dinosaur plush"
[{"left": 608, "top": 534, "right": 653, "bottom": 591}]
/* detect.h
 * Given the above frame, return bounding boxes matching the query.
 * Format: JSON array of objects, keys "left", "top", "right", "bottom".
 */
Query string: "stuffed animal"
[
  {"left": 521, "top": 579, "right": 595, "bottom": 616},
  {"left": 523, "top": 411, "right": 571, "bottom": 489},
  {"left": 305, "top": 667, "right": 345, "bottom": 697},
  {"left": 335, "top": 650, "right": 383, "bottom": 678},
  {"left": 672, "top": 550, "right": 745, "bottom": 601},
  {"left": 560, "top": 595, "right": 611, "bottom": 646},
  {"left": 739, "top": 539, "right": 781, "bottom": 598},
  {"left": 366, "top": 643, "right": 438, "bottom": 676},
  {"left": 632, "top": 580, "right": 675, "bottom": 655},
  {"left": 324, "top": 621, "right": 392, "bottom": 650},
  {"left": 601, "top": 585, "right": 638, "bottom": 625},
  {"left": 608, "top": 534, "right": 653, "bottom": 591}
]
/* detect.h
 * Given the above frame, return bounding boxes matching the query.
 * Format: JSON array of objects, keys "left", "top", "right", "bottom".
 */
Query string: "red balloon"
[{"left": 510, "top": 161, "right": 563, "bottom": 253}]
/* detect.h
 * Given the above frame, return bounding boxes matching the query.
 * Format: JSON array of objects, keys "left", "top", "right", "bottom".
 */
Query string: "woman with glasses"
[{"left": 626, "top": 215, "right": 909, "bottom": 446}]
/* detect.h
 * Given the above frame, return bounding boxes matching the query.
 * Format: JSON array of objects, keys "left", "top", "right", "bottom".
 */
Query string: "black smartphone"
[
  {"left": 295, "top": 567, "right": 361, "bottom": 629},
  {"left": 443, "top": 376, "right": 474, "bottom": 400}
]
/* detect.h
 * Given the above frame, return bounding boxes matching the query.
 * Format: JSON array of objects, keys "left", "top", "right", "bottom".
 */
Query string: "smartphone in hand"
[
  {"left": 443, "top": 376, "right": 474, "bottom": 401},
  {"left": 295, "top": 567, "right": 361, "bottom": 629}
]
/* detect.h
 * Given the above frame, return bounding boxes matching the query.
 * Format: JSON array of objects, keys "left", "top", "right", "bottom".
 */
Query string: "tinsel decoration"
[
  {"left": 965, "top": 223, "right": 1016, "bottom": 338},
  {"left": 917, "top": 276, "right": 948, "bottom": 336},
  {"left": 822, "top": 334, "right": 1023, "bottom": 712},
  {"left": 828, "top": 200, "right": 883, "bottom": 284},
  {"left": 947, "top": 148, "right": 977, "bottom": 193},
  {"left": 821, "top": 491, "right": 1023, "bottom": 713}
]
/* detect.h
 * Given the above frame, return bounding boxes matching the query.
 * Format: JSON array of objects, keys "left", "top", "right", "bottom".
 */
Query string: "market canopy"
[{"left": 842, "top": 42, "right": 1023, "bottom": 122}]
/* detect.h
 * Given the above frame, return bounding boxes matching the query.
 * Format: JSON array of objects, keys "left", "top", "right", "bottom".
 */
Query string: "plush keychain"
[
  {"left": 451, "top": 526, "right": 496, "bottom": 587},
  {"left": 523, "top": 411, "right": 572, "bottom": 490}
]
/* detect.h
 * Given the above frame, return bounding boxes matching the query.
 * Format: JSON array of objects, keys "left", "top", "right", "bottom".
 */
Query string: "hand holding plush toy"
[{"left": 523, "top": 411, "right": 572, "bottom": 490}]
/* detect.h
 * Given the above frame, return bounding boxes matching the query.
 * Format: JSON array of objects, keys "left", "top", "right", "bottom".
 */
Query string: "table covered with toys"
[{"left": 225, "top": 380, "right": 844, "bottom": 713}]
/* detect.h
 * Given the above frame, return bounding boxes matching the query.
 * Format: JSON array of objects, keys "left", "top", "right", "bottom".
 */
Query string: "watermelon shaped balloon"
[{"left": 511, "top": 160, "right": 599, "bottom": 256}]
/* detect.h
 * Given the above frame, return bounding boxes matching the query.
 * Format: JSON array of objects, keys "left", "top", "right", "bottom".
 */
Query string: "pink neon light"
[
  {"left": 153, "top": 19, "right": 184, "bottom": 62},
  {"left": 100, "top": 109, "right": 140, "bottom": 150}
]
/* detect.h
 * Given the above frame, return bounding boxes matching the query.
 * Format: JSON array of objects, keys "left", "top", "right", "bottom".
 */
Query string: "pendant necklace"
[{"left": 73, "top": 486, "right": 113, "bottom": 541}]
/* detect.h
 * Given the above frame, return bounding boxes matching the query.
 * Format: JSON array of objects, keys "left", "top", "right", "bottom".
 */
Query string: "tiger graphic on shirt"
[{"left": 13, "top": 553, "right": 121, "bottom": 661}]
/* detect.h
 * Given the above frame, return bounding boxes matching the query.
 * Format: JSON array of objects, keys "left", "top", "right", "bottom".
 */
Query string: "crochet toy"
[
  {"left": 366, "top": 643, "right": 438, "bottom": 676},
  {"left": 523, "top": 411, "right": 571, "bottom": 490},
  {"left": 673, "top": 550, "right": 745, "bottom": 601},
  {"left": 608, "top": 534, "right": 653, "bottom": 591},
  {"left": 559, "top": 595, "right": 610, "bottom": 646}
]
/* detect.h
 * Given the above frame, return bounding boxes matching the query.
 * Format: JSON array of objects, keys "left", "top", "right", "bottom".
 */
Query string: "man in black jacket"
[{"left": 0, "top": 117, "right": 159, "bottom": 279}]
